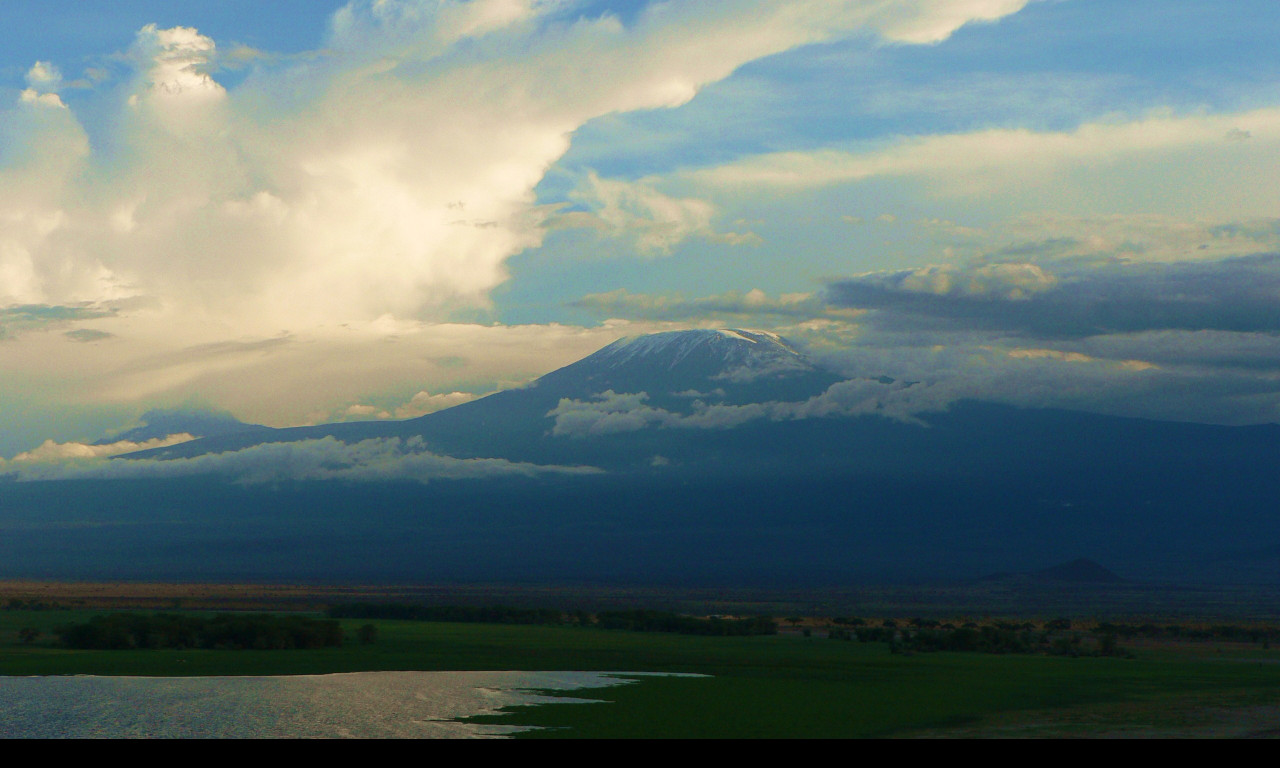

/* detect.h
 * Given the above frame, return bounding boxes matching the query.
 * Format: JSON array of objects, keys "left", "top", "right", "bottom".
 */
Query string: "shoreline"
[{"left": 0, "top": 670, "right": 658, "bottom": 739}]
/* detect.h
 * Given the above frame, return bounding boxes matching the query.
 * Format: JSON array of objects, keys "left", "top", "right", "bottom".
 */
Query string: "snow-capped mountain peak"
[
  {"left": 589, "top": 329, "right": 803, "bottom": 371},
  {"left": 533, "top": 328, "right": 838, "bottom": 404}
]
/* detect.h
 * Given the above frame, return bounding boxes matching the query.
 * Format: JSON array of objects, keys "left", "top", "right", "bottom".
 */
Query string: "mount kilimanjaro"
[
  {"left": 4, "top": 328, "right": 1280, "bottom": 586},
  {"left": 124, "top": 328, "right": 848, "bottom": 469}
]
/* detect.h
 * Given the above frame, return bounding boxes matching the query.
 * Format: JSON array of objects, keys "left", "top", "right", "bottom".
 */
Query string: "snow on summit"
[{"left": 594, "top": 329, "right": 803, "bottom": 370}]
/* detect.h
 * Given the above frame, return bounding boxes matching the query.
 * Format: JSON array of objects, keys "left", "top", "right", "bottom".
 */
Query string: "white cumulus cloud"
[
  {"left": 8, "top": 434, "right": 197, "bottom": 463},
  {"left": 0, "top": 1, "right": 1035, "bottom": 329},
  {"left": 1, "top": 436, "right": 600, "bottom": 485}
]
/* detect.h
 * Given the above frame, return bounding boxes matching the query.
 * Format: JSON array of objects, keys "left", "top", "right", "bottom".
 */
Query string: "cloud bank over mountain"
[
  {"left": 546, "top": 378, "right": 944, "bottom": 437},
  {"left": 0, "top": 436, "right": 600, "bottom": 485}
]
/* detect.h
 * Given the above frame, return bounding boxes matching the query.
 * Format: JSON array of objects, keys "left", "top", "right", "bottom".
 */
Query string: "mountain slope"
[
  {"left": 982, "top": 558, "right": 1129, "bottom": 585},
  {"left": 95, "top": 409, "right": 267, "bottom": 446},
  {"left": 1033, "top": 559, "right": 1128, "bottom": 584},
  {"left": 124, "top": 329, "right": 844, "bottom": 465},
  {"left": 122, "top": 328, "right": 1280, "bottom": 483},
  {"left": 14, "top": 328, "right": 1280, "bottom": 586}
]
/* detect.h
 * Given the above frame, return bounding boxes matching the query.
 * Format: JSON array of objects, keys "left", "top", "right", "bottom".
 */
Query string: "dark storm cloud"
[
  {"left": 64, "top": 329, "right": 115, "bottom": 343},
  {"left": 826, "top": 253, "right": 1280, "bottom": 338},
  {"left": 1072, "top": 330, "right": 1280, "bottom": 373},
  {"left": 803, "top": 328, "right": 1280, "bottom": 426}
]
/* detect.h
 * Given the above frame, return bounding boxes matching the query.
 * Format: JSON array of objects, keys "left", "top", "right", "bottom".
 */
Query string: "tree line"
[
  {"left": 826, "top": 621, "right": 1128, "bottom": 657},
  {"left": 56, "top": 613, "right": 344, "bottom": 651},
  {"left": 593, "top": 610, "right": 778, "bottom": 636},
  {"left": 4, "top": 598, "right": 65, "bottom": 612},
  {"left": 326, "top": 603, "right": 778, "bottom": 636},
  {"left": 327, "top": 604, "right": 567, "bottom": 625}
]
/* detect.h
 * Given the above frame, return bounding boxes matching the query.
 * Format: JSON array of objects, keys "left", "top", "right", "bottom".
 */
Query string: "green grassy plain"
[{"left": 4, "top": 609, "right": 1280, "bottom": 737}]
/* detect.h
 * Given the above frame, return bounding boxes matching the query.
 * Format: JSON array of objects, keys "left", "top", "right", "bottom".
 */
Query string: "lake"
[{"left": 0, "top": 671, "right": 638, "bottom": 738}]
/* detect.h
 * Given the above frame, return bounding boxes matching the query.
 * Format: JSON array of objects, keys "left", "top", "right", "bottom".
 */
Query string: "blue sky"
[
  {"left": 503, "top": 0, "right": 1280, "bottom": 320},
  {"left": 2, "top": 0, "right": 1280, "bottom": 458},
  {"left": 0, "top": 2, "right": 342, "bottom": 65}
]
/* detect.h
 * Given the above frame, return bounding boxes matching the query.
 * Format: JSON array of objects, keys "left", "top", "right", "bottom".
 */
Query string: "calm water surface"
[{"left": 0, "top": 671, "right": 640, "bottom": 738}]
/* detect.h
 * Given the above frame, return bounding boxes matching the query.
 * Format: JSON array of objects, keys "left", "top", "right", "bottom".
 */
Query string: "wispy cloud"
[
  {"left": 0, "top": 304, "right": 116, "bottom": 340},
  {"left": 547, "top": 173, "right": 762, "bottom": 255},
  {"left": 691, "top": 107, "right": 1280, "bottom": 196},
  {"left": 334, "top": 390, "right": 481, "bottom": 422}
]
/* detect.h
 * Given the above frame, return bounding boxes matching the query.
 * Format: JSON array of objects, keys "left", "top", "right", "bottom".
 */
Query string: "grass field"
[{"left": 4, "top": 609, "right": 1280, "bottom": 738}]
